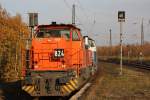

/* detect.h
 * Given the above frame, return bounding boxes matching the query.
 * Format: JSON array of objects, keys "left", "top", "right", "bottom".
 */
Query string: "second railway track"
[
  {"left": 123, "top": 62, "right": 150, "bottom": 70},
  {"left": 99, "top": 59, "right": 150, "bottom": 71}
]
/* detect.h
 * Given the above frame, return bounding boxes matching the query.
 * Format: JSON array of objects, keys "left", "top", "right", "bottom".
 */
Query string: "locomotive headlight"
[
  {"left": 62, "top": 65, "right": 66, "bottom": 68},
  {"left": 34, "top": 65, "right": 39, "bottom": 68},
  {"left": 34, "top": 61, "right": 38, "bottom": 68}
]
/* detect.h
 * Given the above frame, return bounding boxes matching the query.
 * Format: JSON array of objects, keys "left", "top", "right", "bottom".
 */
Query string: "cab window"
[
  {"left": 72, "top": 31, "right": 80, "bottom": 41},
  {"left": 88, "top": 40, "right": 95, "bottom": 47},
  {"left": 61, "top": 30, "right": 70, "bottom": 40},
  {"left": 36, "top": 29, "right": 70, "bottom": 38}
]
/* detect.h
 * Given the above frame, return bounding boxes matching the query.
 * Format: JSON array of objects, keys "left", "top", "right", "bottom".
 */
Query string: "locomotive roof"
[
  {"left": 83, "top": 36, "right": 95, "bottom": 41},
  {"left": 37, "top": 24, "right": 80, "bottom": 31}
]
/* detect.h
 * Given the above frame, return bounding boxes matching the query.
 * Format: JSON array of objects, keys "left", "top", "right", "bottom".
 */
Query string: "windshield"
[
  {"left": 89, "top": 40, "right": 95, "bottom": 47},
  {"left": 35, "top": 29, "right": 70, "bottom": 39}
]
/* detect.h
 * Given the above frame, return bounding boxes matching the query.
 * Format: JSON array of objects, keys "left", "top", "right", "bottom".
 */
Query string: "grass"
[{"left": 81, "top": 62, "right": 150, "bottom": 100}]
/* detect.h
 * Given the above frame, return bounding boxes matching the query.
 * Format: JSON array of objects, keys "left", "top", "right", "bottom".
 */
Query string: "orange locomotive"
[{"left": 22, "top": 22, "right": 97, "bottom": 97}]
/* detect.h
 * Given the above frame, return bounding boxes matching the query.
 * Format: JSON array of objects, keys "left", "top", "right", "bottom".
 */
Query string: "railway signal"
[
  {"left": 28, "top": 13, "right": 38, "bottom": 38},
  {"left": 28, "top": 13, "right": 38, "bottom": 27},
  {"left": 118, "top": 11, "right": 125, "bottom": 75},
  {"left": 118, "top": 11, "right": 125, "bottom": 22}
]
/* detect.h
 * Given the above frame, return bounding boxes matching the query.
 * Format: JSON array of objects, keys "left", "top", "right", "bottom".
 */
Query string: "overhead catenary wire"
[
  {"left": 63, "top": 0, "right": 71, "bottom": 9},
  {"left": 76, "top": 0, "right": 96, "bottom": 34},
  {"left": 63, "top": 0, "right": 88, "bottom": 33}
]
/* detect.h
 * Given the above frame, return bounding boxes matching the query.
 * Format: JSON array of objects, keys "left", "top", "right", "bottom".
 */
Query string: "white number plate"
[{"left": 54, "top": 49, "right": 64, "bottom": 57}]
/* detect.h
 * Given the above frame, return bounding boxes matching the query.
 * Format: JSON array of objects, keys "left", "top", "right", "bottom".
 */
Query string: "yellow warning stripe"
[
  {"left": 28, "top": 86, "right": 34, "bottom": 94},
  {"left": 22, "top": 86, "right": 34, "bottom": 94},
  {"left": 70, "top": 80, "right": 78, "bottom": 89},
  {"left": 66, "top": 83, "right": 75, "bottom": 91},
  {"left": 25, "top": 86, "right": 32, "bottom": 92},
  {"left": 63, "top": 85, "right": 71, "bottom": 93},
  {"left": 61, "top": 79, "right": 78, "bottom": 94},
  {"left": 61, "top": 87, "right": 66, "bottom": 93},
  {"left": 73, "top": 79, "right": 78, "bottom": 84}
]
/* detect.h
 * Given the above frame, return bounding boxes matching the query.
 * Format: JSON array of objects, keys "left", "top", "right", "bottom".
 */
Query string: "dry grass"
[{"left": 81, "top": 62, "right": 150, "bottom": 100}]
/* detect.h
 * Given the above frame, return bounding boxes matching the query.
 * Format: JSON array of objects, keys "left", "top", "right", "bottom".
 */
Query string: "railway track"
[
  {"left": 69, "top": 83, "right": 91, "bottom": 100},
  {"left": 125, "top": 62, "right": 150, "bottom": 70},
  {"left": 99, "top": 59, "right": 150, "bottom": 71},
  {"left": 69, "top": 65, "right": 101, "bottom": 100}
]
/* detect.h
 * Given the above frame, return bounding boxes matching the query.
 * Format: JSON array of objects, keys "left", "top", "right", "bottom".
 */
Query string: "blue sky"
[{"left": 0, "top": 0, "right": 150, "bottom": 46}]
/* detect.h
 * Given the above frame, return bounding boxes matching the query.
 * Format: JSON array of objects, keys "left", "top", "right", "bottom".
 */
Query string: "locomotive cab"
[{"left": 30, "top": 24, "right": 84, "bottom": 71}]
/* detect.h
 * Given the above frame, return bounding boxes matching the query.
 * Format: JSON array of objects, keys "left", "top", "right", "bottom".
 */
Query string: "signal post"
[{"left": 118, "top": 11, "right": 125, "bottom": 75}]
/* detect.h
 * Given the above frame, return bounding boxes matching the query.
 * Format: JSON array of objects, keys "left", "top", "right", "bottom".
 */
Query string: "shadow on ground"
[{"left": 0, "top": 81, "right": 32, "bottom": 100}]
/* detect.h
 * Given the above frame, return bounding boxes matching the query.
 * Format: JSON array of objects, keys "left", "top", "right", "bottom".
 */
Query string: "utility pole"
[
  {"left": 141, "top": 18, "right": 144, "bottom": 46},
  {"left": 72, "top": 4, "right": 75, "bottom": 25},
  {"left": 109, "top": 29, "right": 112, "bottom": 56},
  {"left": 140, "top": 18, "right": 144, "bottom": 64}
]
